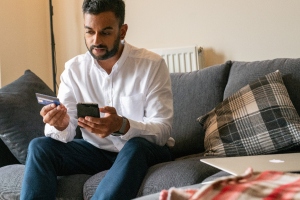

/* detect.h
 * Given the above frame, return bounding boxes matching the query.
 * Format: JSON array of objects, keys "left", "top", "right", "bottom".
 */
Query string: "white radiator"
[{"left": 149, "top": 46, "right": 203, "bottom": 73}]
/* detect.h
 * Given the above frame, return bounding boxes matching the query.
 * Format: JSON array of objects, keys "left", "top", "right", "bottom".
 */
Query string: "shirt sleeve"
[
  {"left": 44, "top": 66, "right": 80, "bottom": 143},
  {"left": 44, "top": 121, "right": 77, "bottom": 143}
]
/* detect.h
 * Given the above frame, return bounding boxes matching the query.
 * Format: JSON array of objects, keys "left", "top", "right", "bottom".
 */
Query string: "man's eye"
[
  {"left": 102, "top": 32, "right": 111, "bottom": 36},
  {"left": 85, "top": 31, "right": 94, "bottom": 34}
]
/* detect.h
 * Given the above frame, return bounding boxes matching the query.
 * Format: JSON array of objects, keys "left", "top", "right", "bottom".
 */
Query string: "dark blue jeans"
[{"left": 20, "top": 137, "right": 173, "bottom": 200}]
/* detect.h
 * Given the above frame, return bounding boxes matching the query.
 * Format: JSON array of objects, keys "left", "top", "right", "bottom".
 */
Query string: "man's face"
[{"left": 84, "top": 12, "right": 126, "bottom": 60}]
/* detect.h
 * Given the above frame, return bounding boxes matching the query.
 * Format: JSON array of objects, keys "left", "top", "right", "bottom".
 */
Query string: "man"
[{"left": 20, "top": 0, "right": 174, "bottom": 199}]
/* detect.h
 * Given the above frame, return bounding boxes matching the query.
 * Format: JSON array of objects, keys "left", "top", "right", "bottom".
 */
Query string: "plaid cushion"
[{"left": 197, "top": 70, "right": 300, "bottom": 156}]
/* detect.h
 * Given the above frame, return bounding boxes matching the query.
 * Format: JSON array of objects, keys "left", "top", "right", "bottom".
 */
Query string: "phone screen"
[{"left": 77, "top": 103, "right": 100, "bottom": 118}]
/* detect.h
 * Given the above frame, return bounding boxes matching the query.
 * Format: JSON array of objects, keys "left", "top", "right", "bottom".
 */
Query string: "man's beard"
[{"left": 86, "top": 36, "right": 120, "bottom": 61}]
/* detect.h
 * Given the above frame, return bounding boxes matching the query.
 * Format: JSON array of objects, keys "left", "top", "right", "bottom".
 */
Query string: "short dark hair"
[{"left": 82, "top": 0, "right": 125, "bottom": 27}]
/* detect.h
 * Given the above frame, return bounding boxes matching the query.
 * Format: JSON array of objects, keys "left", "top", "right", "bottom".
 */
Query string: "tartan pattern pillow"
[{"left": 197, "top": 70, "right": 300, "bottom": 156}]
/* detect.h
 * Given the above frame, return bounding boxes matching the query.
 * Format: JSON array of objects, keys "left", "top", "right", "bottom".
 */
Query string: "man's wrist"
[{"left": 112, "top": 116, "right": 128, "bottom": 136}]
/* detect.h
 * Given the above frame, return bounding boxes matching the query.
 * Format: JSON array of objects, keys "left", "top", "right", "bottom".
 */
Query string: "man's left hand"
[{"left": 77, "top": 106, "right": 123, "bottom": 138}]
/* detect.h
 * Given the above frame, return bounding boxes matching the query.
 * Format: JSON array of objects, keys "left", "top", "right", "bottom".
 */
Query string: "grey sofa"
[{"left": 1, "top": 58, "right": 300, "bottom": 199}]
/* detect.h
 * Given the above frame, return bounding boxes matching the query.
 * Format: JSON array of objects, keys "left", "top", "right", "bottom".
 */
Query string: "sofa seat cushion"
[
  {"left": 198, "top": 70, "right": 300, "bottom": 156},
  {"left": 0, "top": 164, "right": 23, "bottom": 199},
  {"left": 83, "top": 170, "right": 108, "bottom": 200},
  {"left": 0, "top": 164, "right": 91, "bottom": 200},
  {"left": 137, "top": 157, "right": 220, "bottom": 197},
  {"left": 82, "top": 157, "right": 220, "bottom": 199},
  {"left": 0, "top": 70, "right": 56, "bottom": 164}
]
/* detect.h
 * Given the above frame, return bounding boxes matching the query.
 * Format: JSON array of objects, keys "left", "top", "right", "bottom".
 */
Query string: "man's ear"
[{"left": 120, "top": 24, "right": 128, "bottom": 40}]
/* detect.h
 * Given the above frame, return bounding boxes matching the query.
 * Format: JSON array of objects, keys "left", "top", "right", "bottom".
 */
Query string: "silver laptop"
[{"left": 200, "top": 153, "right": 300, "bottom": 176}]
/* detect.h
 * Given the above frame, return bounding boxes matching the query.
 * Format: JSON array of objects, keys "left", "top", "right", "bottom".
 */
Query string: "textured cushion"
[
  {"left": 170, "top": 61, "right": 231, "bottom": 158},
  {"left": 0, "top": 164, "right": 91, "bottom": 200},
  {"left": 83, "top": 170, "right": 108, "bottom": 200},
  {"left": 57, "top": 174, "right": 91, "bottom": 199},
  {"left": 83, "top": 157, "right": 220, "bottom": 199},
  {"left": 198, "top": 70, "right": 300, "bottom": 156},
  {"left": 0, "top": 164, "right": 24, "bottom": 200},
  {"left": 137, "top": 157, "right": 220, "bottom": 197},
  {"left": 0, "top": 70, "right": 55, "bottom": 164}
]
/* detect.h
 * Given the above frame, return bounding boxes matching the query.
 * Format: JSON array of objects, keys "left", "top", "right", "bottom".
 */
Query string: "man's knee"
[
  {"left": 27, "top": 137, "right": 59, "bottom": 158},
  {"left": 124, "top": 137, "right": 152, "bottom": 149},
  {"left": 123, "top": 137, "right": 172, "bottom": 163},
  {"left": 122, "top": 137, "right": 158, "bottom": 158},
  {"left": 29, "top": 137, "right": 52, "bottom": 150}
]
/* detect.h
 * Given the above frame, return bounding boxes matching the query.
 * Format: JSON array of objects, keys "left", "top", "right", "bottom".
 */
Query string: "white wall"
[
  {"left": 2, "top": 0, "right": 299, "bottom": 88},
  {"left": 52, "top": 0, "right": 84, "bottom": 87},
  {"left": 52, "top": 0, "right": 300, "bottom": 75},
  {"left": 124, "top": 0, "right": 300, "bottom": 67},
  {"left": 0, "top": 0, "right": 52, "bottom": 88}
]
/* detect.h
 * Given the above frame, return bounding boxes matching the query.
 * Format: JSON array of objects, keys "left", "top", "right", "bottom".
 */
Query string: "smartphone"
[{"left": 77, "top": 103, "right": 100, "bottom": 118}]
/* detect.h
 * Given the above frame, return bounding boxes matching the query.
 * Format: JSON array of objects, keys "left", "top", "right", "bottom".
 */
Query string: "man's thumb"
[{"left": 100, "top": 106, "right": 117, "bottom": 114}]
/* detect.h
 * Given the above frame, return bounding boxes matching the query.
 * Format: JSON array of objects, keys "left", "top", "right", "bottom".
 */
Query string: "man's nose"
[{"left": 93, "top": 33, "right": 102, "bottom": 46}]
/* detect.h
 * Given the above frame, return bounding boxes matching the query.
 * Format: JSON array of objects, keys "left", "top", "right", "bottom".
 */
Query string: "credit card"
[{"left": 35, "top": 93, "right": 60, "bottom": 105}]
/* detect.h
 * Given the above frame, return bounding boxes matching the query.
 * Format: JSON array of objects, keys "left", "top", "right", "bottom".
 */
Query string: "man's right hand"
[{"left": 40, "top": 103, "right": 70, "bottom": 131}]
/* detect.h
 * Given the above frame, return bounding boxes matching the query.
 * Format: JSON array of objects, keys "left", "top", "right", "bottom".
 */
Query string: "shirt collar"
[{"left": 114, "top": 40, "right": 131, "bottom": 72}]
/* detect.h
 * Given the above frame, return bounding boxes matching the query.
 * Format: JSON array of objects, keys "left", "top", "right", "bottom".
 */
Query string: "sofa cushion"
[
  {"left": 56, "top": 174, "right": 92, "bottom": 199},
  {"left": 83, "top": 170, "right": 108, "bottom": 200},
  {"left": 83, "top": 156, "right": 220, "bottom": 199},
  {"left": 170, "top": 61, "right": 231, "bottom": 158},
  {"left": 0, "top": 164, "right": 91, "bottom": 200},
  {"left": 0, "top": 164, "right": 24, "bottom": 199},
  {"left": 0, "top": 70, "right": 55, "bottom": 164},
  {"left": 137, "top": 157, "right": 220, "bottom": 197},
  {"left": 198, "top": 70, "right": 300, "bottom": 156}
]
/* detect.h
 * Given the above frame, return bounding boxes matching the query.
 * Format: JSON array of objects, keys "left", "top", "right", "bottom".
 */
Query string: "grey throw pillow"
[
  {"left": 0, "top": 70, "right": 55, "bottom": 164},
  {"left": 198, "top": 70, "right": 300, "bottom": 156}
]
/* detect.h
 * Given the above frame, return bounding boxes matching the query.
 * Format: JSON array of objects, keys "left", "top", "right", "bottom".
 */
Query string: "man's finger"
[
  {"left": 100, "top": 106, "right": 117, "bottom": 114},
  {"left": 40, "top": 103, "right": 57, "bottom": 116}
]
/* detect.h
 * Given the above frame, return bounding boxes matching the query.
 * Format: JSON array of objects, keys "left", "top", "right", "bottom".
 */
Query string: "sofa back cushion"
[
  {"left": 170, "top": 61, "right": 231, "bottom": 158},
  {"left": 224, "top": 58, "right": 300, "bottom": 115},
  {"left": 0, "top": 70, "right": 55, "bottom": 164}
]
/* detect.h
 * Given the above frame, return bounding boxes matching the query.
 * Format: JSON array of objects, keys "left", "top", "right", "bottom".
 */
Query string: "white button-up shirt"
[{"left": 45, "top": 42, "right": 175, "bottom": 152}]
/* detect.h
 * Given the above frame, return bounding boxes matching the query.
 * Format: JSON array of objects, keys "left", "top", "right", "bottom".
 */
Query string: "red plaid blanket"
[{"left": 159, "top": 168, "right": 300, "bottom": 200}]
